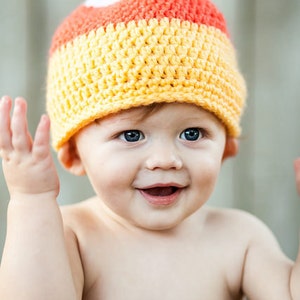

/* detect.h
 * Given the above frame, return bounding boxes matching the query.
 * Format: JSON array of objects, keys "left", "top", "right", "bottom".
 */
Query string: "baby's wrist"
[
  {"left": 7, "top": 191, "right": 61, "bottom": 223},
  {"left": 9, "top": 190, "right": 58, "bottom": 205}
]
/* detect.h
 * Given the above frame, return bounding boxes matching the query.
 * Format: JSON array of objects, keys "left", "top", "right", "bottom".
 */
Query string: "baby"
[{"left": 0, "top": 0, "right": 300, "bottom": 299}]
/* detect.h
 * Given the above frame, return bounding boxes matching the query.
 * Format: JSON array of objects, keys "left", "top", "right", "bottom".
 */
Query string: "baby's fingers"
[
  {"left": 0, "top": 96, "right": 13, "bottom": 158},
  {"left": 11, "top": 97, "right": 32, "bottom": 153},
  {"left": 32, "top": 114, "right": 51, "bottom": 159},
  {"left": 294, "top": 158, "right": 300, "bottom": 196}
]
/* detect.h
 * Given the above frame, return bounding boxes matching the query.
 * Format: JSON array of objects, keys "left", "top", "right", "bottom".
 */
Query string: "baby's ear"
[
  {"left": 57, "top": 140, "right": 86, "bottom": 176},
  {"left": 222, "top": 138, "right": 239, "bottom": 161}
]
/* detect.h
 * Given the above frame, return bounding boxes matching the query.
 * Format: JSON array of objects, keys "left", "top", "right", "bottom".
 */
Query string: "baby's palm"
[{"left": 0, "top": 96, "right": 59, "bottom": 198}]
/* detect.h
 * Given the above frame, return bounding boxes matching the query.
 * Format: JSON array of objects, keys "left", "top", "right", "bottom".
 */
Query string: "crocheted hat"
[{"left": 47, "top": 0, "right": 247, "bottom": 150}]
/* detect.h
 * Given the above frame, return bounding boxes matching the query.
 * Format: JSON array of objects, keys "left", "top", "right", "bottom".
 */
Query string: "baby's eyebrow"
[{"left": 94, "top": 113, "right": 143, "bottom": 128}]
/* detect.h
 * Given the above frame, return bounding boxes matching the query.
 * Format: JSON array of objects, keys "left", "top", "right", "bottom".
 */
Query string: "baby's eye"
[
  {"left": 179, "top": 128, "right": 203, "bottom": 141},
  {"left": 119, "top": 130, "right": 145, "bottom": 142}
]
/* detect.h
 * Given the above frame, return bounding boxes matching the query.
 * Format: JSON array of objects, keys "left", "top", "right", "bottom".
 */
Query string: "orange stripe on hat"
[{"left": 49, "top": 0, "right": 229, "bottom": 56}]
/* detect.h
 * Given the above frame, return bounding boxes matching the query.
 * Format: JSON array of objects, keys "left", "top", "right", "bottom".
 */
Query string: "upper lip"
[{"left": 137, "top": 183, "right": 186, "bottom": 190}]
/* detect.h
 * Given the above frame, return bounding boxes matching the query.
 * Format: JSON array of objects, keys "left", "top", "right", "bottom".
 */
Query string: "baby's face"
[{"left": 74, "top": 103, "right": 227, "bottom": 230}]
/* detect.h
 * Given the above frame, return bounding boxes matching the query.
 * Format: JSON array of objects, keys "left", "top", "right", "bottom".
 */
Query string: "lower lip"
[{"left": 139, "top": 189, "right": 182, "bottom": 206}]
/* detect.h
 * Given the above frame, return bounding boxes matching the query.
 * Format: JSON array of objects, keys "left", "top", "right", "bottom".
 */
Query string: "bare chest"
[{"left": 82, "top": 242, "right": 243, "bottom": 300}]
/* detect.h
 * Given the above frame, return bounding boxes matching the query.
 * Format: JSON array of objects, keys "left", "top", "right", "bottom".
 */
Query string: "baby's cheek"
[{"left": 195, "top": 158, "right": 222, "bottom": 188}]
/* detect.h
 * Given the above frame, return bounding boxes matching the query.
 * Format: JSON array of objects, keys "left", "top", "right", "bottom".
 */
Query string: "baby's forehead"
[{"left": 97, "top": 102, "right": 222, "bottom": 125}]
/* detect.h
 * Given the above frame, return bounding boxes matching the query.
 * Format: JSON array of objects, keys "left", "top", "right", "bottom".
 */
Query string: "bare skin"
[
  {"left": 295, "top": 158, "right": 300, "bottom": 195},
  {"left": 0, "top": 96, "right": 300, "bottom": 300}
]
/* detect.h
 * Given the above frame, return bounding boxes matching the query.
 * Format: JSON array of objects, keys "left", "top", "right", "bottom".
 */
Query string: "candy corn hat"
[{"left": 47, "top": 0, "right": 247, "bottom": 150}]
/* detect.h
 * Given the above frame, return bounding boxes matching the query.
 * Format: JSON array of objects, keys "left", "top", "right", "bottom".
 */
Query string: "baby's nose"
[{"left": 145, "top": 143, "right": 183, "bottom": 170}]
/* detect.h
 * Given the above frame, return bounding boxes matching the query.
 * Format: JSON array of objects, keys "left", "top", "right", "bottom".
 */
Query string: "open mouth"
[
  {"left": 138, "top": 185, "right": 183, "bottom": 206},
  {"left": 142, "top": 186, "right": 179, "bottom": 197}
]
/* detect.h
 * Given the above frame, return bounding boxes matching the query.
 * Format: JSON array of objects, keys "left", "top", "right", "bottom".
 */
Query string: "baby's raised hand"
[
  {"left": 0, "top": 96, "right": 59, "bottom": 200},
  {"left": 295, "top": 158, "right": 300, "bottom": 196}
]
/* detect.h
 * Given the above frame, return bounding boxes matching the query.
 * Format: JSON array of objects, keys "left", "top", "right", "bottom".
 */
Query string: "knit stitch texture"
[{"left": 47, "top": 0, "right": 247, "bottom": 150}]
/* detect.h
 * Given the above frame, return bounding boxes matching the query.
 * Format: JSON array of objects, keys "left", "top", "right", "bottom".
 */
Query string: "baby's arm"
[
  {"left": 0, "top": 97, "right": 77, "bottom": 300},
  {"left": 241, "top": 159, "right": 300, "bottom": 299},
  {"left": 290, "top": 158, "right": 300, "bottom": 298}
]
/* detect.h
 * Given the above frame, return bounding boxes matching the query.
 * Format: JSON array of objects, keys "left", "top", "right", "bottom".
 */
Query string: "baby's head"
[{"left": 46, "top": 0, "right": 246, "bottom": 151}]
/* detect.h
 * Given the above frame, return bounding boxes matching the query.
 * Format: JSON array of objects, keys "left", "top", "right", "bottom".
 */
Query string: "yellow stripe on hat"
[{"left": 47, "top": 18, "right": 246, "bottom": 150}]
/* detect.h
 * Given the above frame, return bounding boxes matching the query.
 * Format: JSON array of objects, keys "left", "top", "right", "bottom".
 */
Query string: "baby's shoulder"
[
  {"left": 205, "top": 206, "right": 267, "bottom": 228},
  {"left": 205, "top": 206, "right": 259, "bottom": 223},
  {"left": 60, "top": 197, "right": 104, "bottom": 235},
  {"left": 204, "top": 206, "right": 277, "bottom": 243}
]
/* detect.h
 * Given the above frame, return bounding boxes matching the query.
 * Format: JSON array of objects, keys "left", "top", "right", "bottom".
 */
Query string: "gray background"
[{"left": 1, "top": 0, "right": 300, "bottom": 261}]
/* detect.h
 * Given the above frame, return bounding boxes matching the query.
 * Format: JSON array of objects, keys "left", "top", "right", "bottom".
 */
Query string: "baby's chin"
[{"left": 129, "top": 210, "right": 192, "bottom": 232}]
